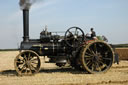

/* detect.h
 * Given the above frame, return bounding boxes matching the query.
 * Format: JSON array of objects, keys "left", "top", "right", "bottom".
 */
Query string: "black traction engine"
[{"left": 14, "top": 9, "right": 114, "bottom": 76}]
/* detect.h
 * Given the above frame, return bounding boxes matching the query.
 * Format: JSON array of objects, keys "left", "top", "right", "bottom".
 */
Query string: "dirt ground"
[{"left": 0, "top": 51, "right": 128, "bottom": 85}]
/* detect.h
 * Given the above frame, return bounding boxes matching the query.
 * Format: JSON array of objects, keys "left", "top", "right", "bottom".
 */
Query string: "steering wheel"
[{"left": 64, "top": 27, "right": 85, "bottom": 47}]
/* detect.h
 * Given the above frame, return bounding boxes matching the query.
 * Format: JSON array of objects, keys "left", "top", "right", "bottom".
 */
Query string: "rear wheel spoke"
[
  {"left": 85, "top": 53, "right": 94, "bottom": 57},
  {"left": 87, "top": 48, "right": 95, "bottom": 55},
  {"left": 99, "top": 61, "right": 107, "bottom": 68},
  {"left": 91, "top": 64, "right": 95, "bottom": 71},
  {"left": 84, "top": 57, "right": 92, "bottom": 61},
  {"left": 86, "top": 60, "right": 92, "bottom": 67},
  {"left": 102, "top": 57, "right": 112, "bottom": 61},
  {"left": 96, "top": 62, "right": 101, "bottom": 71}
]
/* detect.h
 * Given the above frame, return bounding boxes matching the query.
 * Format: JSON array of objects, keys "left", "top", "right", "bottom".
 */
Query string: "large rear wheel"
[{"left": 80, "top": 41, "right": 114, "bottom": 74}]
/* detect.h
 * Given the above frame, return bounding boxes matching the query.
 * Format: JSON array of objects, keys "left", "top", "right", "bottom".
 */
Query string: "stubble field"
[{"left": 0, "top": 51, "right": 128, "bottom": 85}]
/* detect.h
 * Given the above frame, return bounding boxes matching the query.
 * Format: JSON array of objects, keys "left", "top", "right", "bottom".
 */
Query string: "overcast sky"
[{"left": 0, "top": 0, "right": 128, "bottom": 49}]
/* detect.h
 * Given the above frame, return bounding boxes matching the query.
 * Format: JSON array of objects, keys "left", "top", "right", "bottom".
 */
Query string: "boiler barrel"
[
  {"left": 20, "top": 41, "right": 66, "bottom": 56},
  {"left": 39, "top": 43, "right": 66, "bottom": 56}
]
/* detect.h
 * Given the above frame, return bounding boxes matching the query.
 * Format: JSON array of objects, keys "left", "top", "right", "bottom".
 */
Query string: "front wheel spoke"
[
  {"left": 31, "top": 58, "right": 38, "bottom": 62},
  {"left": 28, "top": 53, "right": 31, "bottom": 57},
  {"left": 28, "top": 65, "right": 32, "bottom": 74},
  {"left": 28, "top": 53, "right": 32, "bottom": 60},
  {"left": 25, "top": 68, "right": 28, "bottom": 74},
  {"left": 20, "top": 64, "right": 26, "bottom": 72},
  {"left": 16, "top": 60, "right": 23, "bottom": 64},
  {"left": 29, "top": 56, "right": 33, "bottom": 60},
  {"left": 31, "top": 61, "right": 38, "bottom": 65},
  {"left": 19, "top": 56, "right": 24, "bottom": 60},
  {"left": 24, "top": 54, "right": 28, "bottom": 61},
  {"left": 30, "top": 64, "right": 37, "bottom": 72}
]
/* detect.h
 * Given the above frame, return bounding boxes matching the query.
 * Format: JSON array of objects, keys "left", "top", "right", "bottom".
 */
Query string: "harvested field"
[
  {"left": 115, "top": 48, "right": 128, "bottom": 60},
  {"left": 0, "top": 51, "right": 128, "bottom": 85}
]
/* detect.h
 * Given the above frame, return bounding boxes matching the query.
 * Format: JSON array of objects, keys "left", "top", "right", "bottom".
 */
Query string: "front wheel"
[
  {"left": 14, "top": 50, "right": 41, "bottom": 76},
  {"left": 80, "top": 41, "right": 114, "bottom": 74}
]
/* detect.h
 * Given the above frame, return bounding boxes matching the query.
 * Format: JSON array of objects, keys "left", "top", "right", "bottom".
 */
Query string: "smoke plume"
[{"left": 19, "top": 0, "right": 36, "bottom": 10}]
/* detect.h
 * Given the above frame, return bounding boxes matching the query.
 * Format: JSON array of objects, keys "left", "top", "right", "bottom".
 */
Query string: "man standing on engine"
[{"left": 90, "top": 28, "right": 96, "bottom": 38}]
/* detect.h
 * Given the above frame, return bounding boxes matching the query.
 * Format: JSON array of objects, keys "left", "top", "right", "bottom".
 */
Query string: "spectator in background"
[{"left": 114, "top": 53, "right": 119, "bottom": 64}]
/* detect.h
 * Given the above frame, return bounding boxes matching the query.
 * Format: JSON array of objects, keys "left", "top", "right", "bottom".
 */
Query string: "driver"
[{"left": 86, "top": 28, "right": 97, "bottom": 39}]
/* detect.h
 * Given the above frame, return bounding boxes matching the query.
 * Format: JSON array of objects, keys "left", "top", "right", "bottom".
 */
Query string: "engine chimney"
[
  {"left": 19, "top": 0, "right": 36, "bottom": 42},
  {"left": 23, "top": 9, "right": 29, "bottom": 42}
]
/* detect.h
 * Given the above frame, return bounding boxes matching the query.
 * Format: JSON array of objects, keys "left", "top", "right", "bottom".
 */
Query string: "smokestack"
[
  {"left": 23, "top": 9, "right": 29, "bottom": 42},
  {"left": 19, "top": 0, "right": 35, "bottom": 42},
  {"left": 19, "top": 0, "right": 40, "bottom": 42}
]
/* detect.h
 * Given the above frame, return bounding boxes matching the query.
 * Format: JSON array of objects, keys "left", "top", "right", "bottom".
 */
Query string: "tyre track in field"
[{"left": 87, "top": 80, "right": 128, "bottom": 85}]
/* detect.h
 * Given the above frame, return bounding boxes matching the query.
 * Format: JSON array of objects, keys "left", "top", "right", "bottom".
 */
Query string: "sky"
[{"left": 0, "top": 0, "right": 128, "bottom": 49}]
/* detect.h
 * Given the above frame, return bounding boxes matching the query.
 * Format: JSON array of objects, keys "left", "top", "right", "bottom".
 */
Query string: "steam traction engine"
[{"left": 14, "top": 9, "right": 114, "bottom": 76}]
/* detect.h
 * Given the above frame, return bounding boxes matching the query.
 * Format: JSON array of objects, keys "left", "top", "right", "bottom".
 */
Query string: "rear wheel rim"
[{"left": 81, "top": 41, "right": 114, "bottom": 73}]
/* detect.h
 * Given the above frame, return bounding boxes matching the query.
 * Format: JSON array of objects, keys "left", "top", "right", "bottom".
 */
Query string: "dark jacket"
[{"left": 91, "top": 31, "right": 96, "bottom": 38}]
